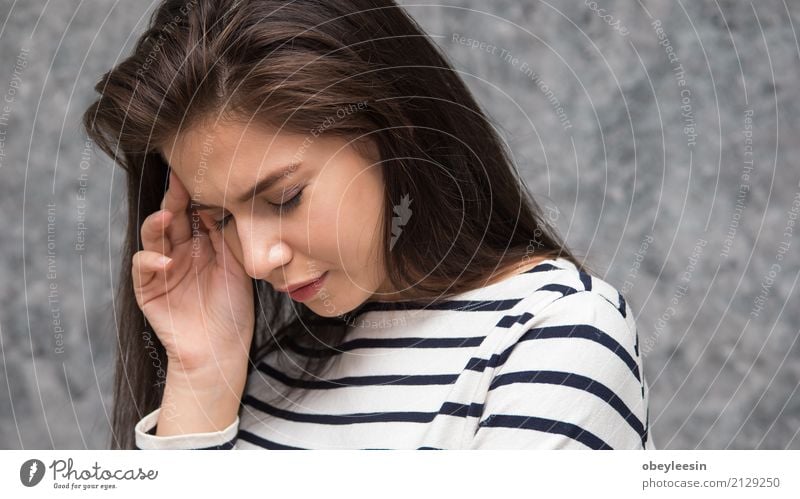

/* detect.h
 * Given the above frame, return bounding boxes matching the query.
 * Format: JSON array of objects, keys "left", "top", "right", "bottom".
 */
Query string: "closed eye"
[
  {"left": 211, "top": 188, "right": 305, "bottom": 232},
  {"left": 268, "top": 187, "right": 304, "bottom": 213}
]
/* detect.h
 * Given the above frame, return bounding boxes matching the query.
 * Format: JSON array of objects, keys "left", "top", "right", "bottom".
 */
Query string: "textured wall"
[{"left": 0, "top": 0, "right": 797, "bottom": 449}]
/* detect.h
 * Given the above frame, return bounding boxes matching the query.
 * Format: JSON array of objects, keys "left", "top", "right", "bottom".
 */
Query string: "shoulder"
[
  {"left": 513, "top": 258, "right": 636, "bottom": 345},
  {"left": 487, "top": 257, "right": 644, "bottom": 399},
  {"left": 471, "top": 259, "right": 649, "bottom": 449}
]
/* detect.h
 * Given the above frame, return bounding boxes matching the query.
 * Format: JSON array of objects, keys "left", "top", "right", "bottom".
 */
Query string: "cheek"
[
  {"left": 305, "top": 184, "right": 382, "bottom": 267},
  {"left": 305, "top": 194, "right": 343, "bottom": 262},
  {"left": 337, "top": 174, "right": 384, "bottom": 264}
]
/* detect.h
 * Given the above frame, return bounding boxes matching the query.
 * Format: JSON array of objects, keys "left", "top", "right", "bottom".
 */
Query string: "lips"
[
  {"left": 276, "top": 273, "right": 327, "bottom": 294},
  {"left": 284, "top": 271, "right": 328, "bottom": 302}
]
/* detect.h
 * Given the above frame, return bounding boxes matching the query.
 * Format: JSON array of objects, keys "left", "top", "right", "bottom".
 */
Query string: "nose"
[{"left": 235, "top": 219, "right": 292, "bottom": 280}]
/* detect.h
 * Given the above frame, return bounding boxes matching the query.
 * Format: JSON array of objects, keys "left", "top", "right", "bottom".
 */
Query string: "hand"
[{"left": 132, "top": 169, "right": 254, "bottom": 379}]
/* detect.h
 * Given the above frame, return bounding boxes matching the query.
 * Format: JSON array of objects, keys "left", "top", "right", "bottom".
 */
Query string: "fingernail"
[{"left": 159, "top": 256, "right": 172, "bottom": 266}]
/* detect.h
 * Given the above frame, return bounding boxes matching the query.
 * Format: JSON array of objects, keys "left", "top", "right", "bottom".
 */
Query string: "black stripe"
[
  {"left": 464, "top": 356, "right": 490, "bottom": 372},
  {"left": 489, "top": 370, "right": 646, "bottom": 441},
  {"left": 271, "top": 336, "right": 648, "bottom": 390},
  {"left": 478, "top": 414, "right": 613, "bottom": 449},
  {"left": 257, "top": 361, "right": 459, "bottom": 389},
  {"left": 135, "top": 439, "right": 238, "bottom": 450},
  {"left": 441, "top": 401, "right": 485, "bottom": 419},
  {"left": 496, "top": 312, "right": 534, "bottom": 328},
  {"left": 361, "top": 446, "right": 443, "bottom": 450},
  {"left": 195, "top": 438, "right": 238, "bottom": 450},
  {"left": 579, "top": 271, "right": 593, "bottom": 291},
  {"left": 523, "top": 263, "right": 562, "bottom": 273},
  {"left": 238, "top": 430, "right": 307, "bottom": 449},
  {"left": 537, "top": 283, "right": 579, "bottom": 297},
  {"left": 618, "top": 293, "right": 627, "bottom": 318},
  {"left": 359, "top": 298, "right": 522, "bottom": 313},
  {"left": 347, "top": 446, "right": 445, "bottom": 449},
  {"left": 238, "top": 429, "right": 444, "bottom": 450},
  {"left": 433, "top": 299, "right": 522, "bottom": 312},
  {"left": 244, "top": 394, "right": 435, "bottom": 424},
  {"left": 242, "top": 395, "right": 484, "bottom": 426},
  {"left": 287, "top": 335, "right": 486, "bottom": 357},
  {"left": 509, "top": 324, "right": 641, "bottom": 382}
]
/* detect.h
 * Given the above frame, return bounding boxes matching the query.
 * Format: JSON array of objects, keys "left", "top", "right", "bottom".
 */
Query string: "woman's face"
[{"left": 159, "top": 120, "right": 393, "bottom": 316}]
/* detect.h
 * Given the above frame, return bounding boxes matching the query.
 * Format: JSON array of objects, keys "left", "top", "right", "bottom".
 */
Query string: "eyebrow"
[{"left": 189, "top": 163, "right": 302, "bottom": 211}]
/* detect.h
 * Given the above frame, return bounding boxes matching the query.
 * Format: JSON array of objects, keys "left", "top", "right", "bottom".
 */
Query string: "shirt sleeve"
[
  {"left": 134, "top": 407, "right": 240, "bottom": 450},
  {"left": 469, "top": 289, "right": 652, "bottom": 450}
]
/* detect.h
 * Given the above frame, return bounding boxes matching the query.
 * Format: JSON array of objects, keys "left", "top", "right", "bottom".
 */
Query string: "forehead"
[
  {"left": 158, "top": 120, "right": 380, "bottom": 204},
  {"left": 159, "top": 121, "right": 302, "bottom": 172},
  {"left": 158, "top": 122, "right": 314, "bottom": 207}
]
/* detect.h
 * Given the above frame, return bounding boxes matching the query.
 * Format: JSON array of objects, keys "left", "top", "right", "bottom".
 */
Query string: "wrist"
[
  {"left": 165, "top": 349, "right": 249, "bottom": 381},
  {"left": 164, "top": 358, "right": 248, "bottom": 394},
  {"left": 156, "top": 366, "right": 247, "bottom": 435}
]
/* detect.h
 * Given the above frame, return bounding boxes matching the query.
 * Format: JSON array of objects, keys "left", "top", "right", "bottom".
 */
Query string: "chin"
[{"left": 305, "top": 289, "right": 367, "bottom": 318}]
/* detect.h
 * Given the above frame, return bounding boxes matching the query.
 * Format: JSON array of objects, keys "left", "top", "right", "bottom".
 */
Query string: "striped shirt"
[{"left": 135, "top": 257, "right": 654, "bottom": 450}]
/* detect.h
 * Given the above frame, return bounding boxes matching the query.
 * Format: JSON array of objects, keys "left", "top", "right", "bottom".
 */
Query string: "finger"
[
  {"left": 183, "top": 207, "right": 215, "bottom": 261},
  {"left": 141, "top": 209, "right": 173, "bottom": 255},
  {"left": 131, "top": 250, "right": 173, "bottom": 299},
  {"left": 207, "top": 221, "right": 239, "bottom": 270},
  {"left": 163, "top": 169, "right": 194, "bottom": 245},
  {"left": 207, "top": 222, "right": 224, "bottom": 261}
]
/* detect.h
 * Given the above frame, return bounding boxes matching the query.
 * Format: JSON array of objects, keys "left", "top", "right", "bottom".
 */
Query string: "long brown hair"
[{"left": 82, "top": 0, "right": 585, "bottom": 449}]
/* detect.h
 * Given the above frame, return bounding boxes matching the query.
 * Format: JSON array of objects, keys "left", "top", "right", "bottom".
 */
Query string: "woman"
[{"left": 83, "top": 0, "right": 653, "bottom": 450}]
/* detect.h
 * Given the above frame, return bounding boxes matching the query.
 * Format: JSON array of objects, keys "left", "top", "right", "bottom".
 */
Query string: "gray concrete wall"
[{"left": 0, "top": 0, "right": 797, "bottom": 449}]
